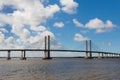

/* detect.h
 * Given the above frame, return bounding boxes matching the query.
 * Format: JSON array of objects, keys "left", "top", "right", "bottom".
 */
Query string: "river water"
[{"left": 0, "top": 58, "right": 119, "bottom": 80}]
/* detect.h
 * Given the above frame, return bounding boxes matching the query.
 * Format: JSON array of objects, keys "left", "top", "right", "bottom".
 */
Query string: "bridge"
[{"left": 0, "top": 35, "right": 120, "bottom": 60}]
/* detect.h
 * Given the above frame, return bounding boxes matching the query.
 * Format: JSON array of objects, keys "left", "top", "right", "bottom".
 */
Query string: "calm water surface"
[{"left": 0, "top": 58, "right": 119, "bottom": 80}]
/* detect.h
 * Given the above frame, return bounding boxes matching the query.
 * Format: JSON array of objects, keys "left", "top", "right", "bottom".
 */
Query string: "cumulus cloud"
[
  {"left": 85, "top": 18, "right": 116, "bottom": 33},
  {"left": 0, "top": 0, "right": 61, "bottom": 49},
  {"left": 0, "top": 13, "right": 13, "bottom": 25},
  {"left": 0, "top": 28, "right": 8, "bottom": 33},
  {"left": 0, "top": 32, "right": 5, "bottom": 43},
  {"left": 73, "top": 19, "right": 84, "bottom": 27},
  {"left": 60, "top": 0, "right": 78, "bottom": 14},
  {"left": 73, "top": 18, "right": 116, "bottom": 33},
  {"left": 74, "top": 33, "right": 89, "bottom": 41},
  {"left": 0, "top": 0, "right": 60, "bottom": 26},
  {"left": 53, "top": 22, "right": 64, "bottom": 28},
  {"left": 30, "top": 26, "right": 47, "bottom": 32}
]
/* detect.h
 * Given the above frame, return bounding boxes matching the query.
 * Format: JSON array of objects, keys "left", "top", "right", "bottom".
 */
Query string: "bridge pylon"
[
  {"left": 43, "top": 35, "right": 52, "bottom": 60},
  {"left": 20, "top": 50, "right": 26, "bottom": 60},
  {"left": 7, "top": 50, "right": 11, "bottom": 60},
  {"left": 85, "top": 40, "right": 93, "bottom": 59},
  {"left": 89, "top": 40, "right": 92, "bottom": 59},
  {"left": 85, "top": 40, "right": 88, "bottom": 59}
]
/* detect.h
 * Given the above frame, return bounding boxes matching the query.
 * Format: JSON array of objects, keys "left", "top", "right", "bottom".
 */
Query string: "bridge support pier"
[
  {"left": 7, "top": 50, "right": 11, "bottom": 60},
  {"left": 112, "top": 54, "right": 114, "bottom": 58},
  {"left": 102, "top": 53, "right": 104, "bottom": 58},
  {"left": 85, "top": 40, "right": 93, "bottom": 59},
  {"left": 110, "top": 54, "right": 113, "bottom": 58},
  {"left": 98, "top": 53, "right": 101, "bottom": 58},
  {"left": 113, "top": 54, "right": 115, "bottom": 58},
  {"left": 114, "top": 54, "right": 116, "bottom": 58},
  {"left": 23, "top": 51, "right": 26, "bottom": 60},
  {"left": 111, "top": 54, "right": 112, "bottom": 58},
  {"left": 111, "top": 54, "right": 113, "bottom": 58},
  {"left": 85, "top": 40, "right": 88, "bottom": 59},
  {"left": 89, "top": 40, "right": 92, "bottom": 59},
  {"left": 104, "top": 54, "right": 107, "bottom": 58},
  {"left": 47, "top": 35, "right": 51, "bottom": 59},
  {"left": 20, "top": 50, "right": 26, "bottom": 60},
  {"left": 43, "top": 35, "right": 52, "bottom": 60},
  {"left": 85, "top": 52, "right": 88, "bottom": 59},
  {"left": 106, "top": 54, "right": 108, "bottom": 58}
]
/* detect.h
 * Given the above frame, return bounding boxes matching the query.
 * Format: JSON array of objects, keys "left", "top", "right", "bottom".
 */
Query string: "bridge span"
[
  {"left": 0, "top": 36, "right": 120, "bottom": 60},
  {"left": 0, "top": 49, "right": 120, "bottom": 60}
]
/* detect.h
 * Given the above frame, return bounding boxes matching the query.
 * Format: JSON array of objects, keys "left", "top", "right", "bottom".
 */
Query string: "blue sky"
[{"left": 0, "top": 0, "right": 120, "bottom": 53}]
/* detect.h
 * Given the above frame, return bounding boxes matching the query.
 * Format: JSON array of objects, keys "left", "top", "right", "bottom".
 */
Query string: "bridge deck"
[{"left": 0, "top": 49, "right": 119, "bottom": 55}]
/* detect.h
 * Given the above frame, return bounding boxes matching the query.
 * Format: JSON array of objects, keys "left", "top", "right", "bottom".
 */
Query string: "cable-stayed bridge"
[{"left": 0, "top": 36, "right": 120, "bottom": 60}]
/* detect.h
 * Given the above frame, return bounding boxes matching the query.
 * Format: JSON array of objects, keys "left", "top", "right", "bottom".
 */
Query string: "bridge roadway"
[{"left": 0, "top": 49, "right": 119, "bottom": 55}]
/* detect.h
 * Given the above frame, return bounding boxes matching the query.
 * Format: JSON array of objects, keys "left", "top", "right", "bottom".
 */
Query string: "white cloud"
[
  {"left": 53, "top": 22, "right": 64, "bottom": 28},
  {"left": 73, "top": 19, "right": 84, "bottom": 27},
  {"left": 45, "top": 4, "right": 60, "bottom": 18},
  {"left": 0, "top": 32, "right": 5, "bottom": 43},
  {"left": 85, "top": 18, "right": 104, "bottom": 29},
  {"left": 40, "top": 0, "right": 49, "bottom": 3},
  {"left": 74, "top": 33, "right": 89, "bottom": 41},
  {"left": 0, "top": 0, "right": 60, "bottom": 26},
  {"left": 5, "top": 37, "right": 14, "bottom": 44},
  {"left": 60, "top": 0, "right": 78, "bottom": 14},
  {"left": 30, "top": 26, "right": 47, "bottom": 32},
  {"left": 85, "top": 18, "right": 116, "bottom": 33},
  {"left": 0, "top": 13, "right": 13, "bottom": 25},
  {"left": 21, "top": 29, "right": 31, "bottom": 40},
  {"left": 73, "top": 18, "right": 116, "bottom": 33},
  {"left": 0, "top": 0, "right": 61, "bottom": 49},
  {"left": 0, "top": 28, "right": 8, "bottom": 33}
]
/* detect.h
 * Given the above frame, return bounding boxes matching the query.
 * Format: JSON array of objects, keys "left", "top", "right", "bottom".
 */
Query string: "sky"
[{"left": 0, "top": 0, "right": 120, "bottom": 54}]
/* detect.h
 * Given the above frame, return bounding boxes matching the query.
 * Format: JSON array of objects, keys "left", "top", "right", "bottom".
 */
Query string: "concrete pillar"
[
  {"left": 104, "top": 54, "right": 105, "bottom": 58},
  {"left": 102, "top": 53, "right": 104, "bottom": 58},
  {"left": 43, "top": 36, "right": 52, "bottom": 60},
  {"left": 112, "top": 54, "right": 114, "bottom": 58},
  {"left": 114, "top": 54, "right": 116, "bottom": 58},
  {"left": 106, "top": 53, "right": 108, "bottom": 58},
  {"left": 109, "top": 54, "right": 111, "bottom": 58},
  {"left": 89, "top": 40, "right": 92, "bottom": 59},
  {"left": 23, "top": 50, "right": 26, "bottom": 60},
  {"left": 110, "top": 54, "right": 112, "bottom": 57},
  {"left": 20, "top": 50, "right": 26, "bottom": 60},
  {"left": 20, "top": 51, "right": 24, "bottom": 60},
  {"left": 105, "top": 53, "right": 108, "bottom": 58},
  {"left": 98, "top": 53, "right": 101, "bottom": 58},
  {"left": 85, "top": 40, "right": 88, "bottom": 59},
  {"left": 43, "top": 36, "right": 47, "bottom": 59},
  {"left": 47, "top": 35, "right": 51, "bottom": 59},
  {"left": 45, "top": 36, "right": 47, "bottom": 58},
  {"left": 7, "top": 50, "right": 11, "bottom": 60}
]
